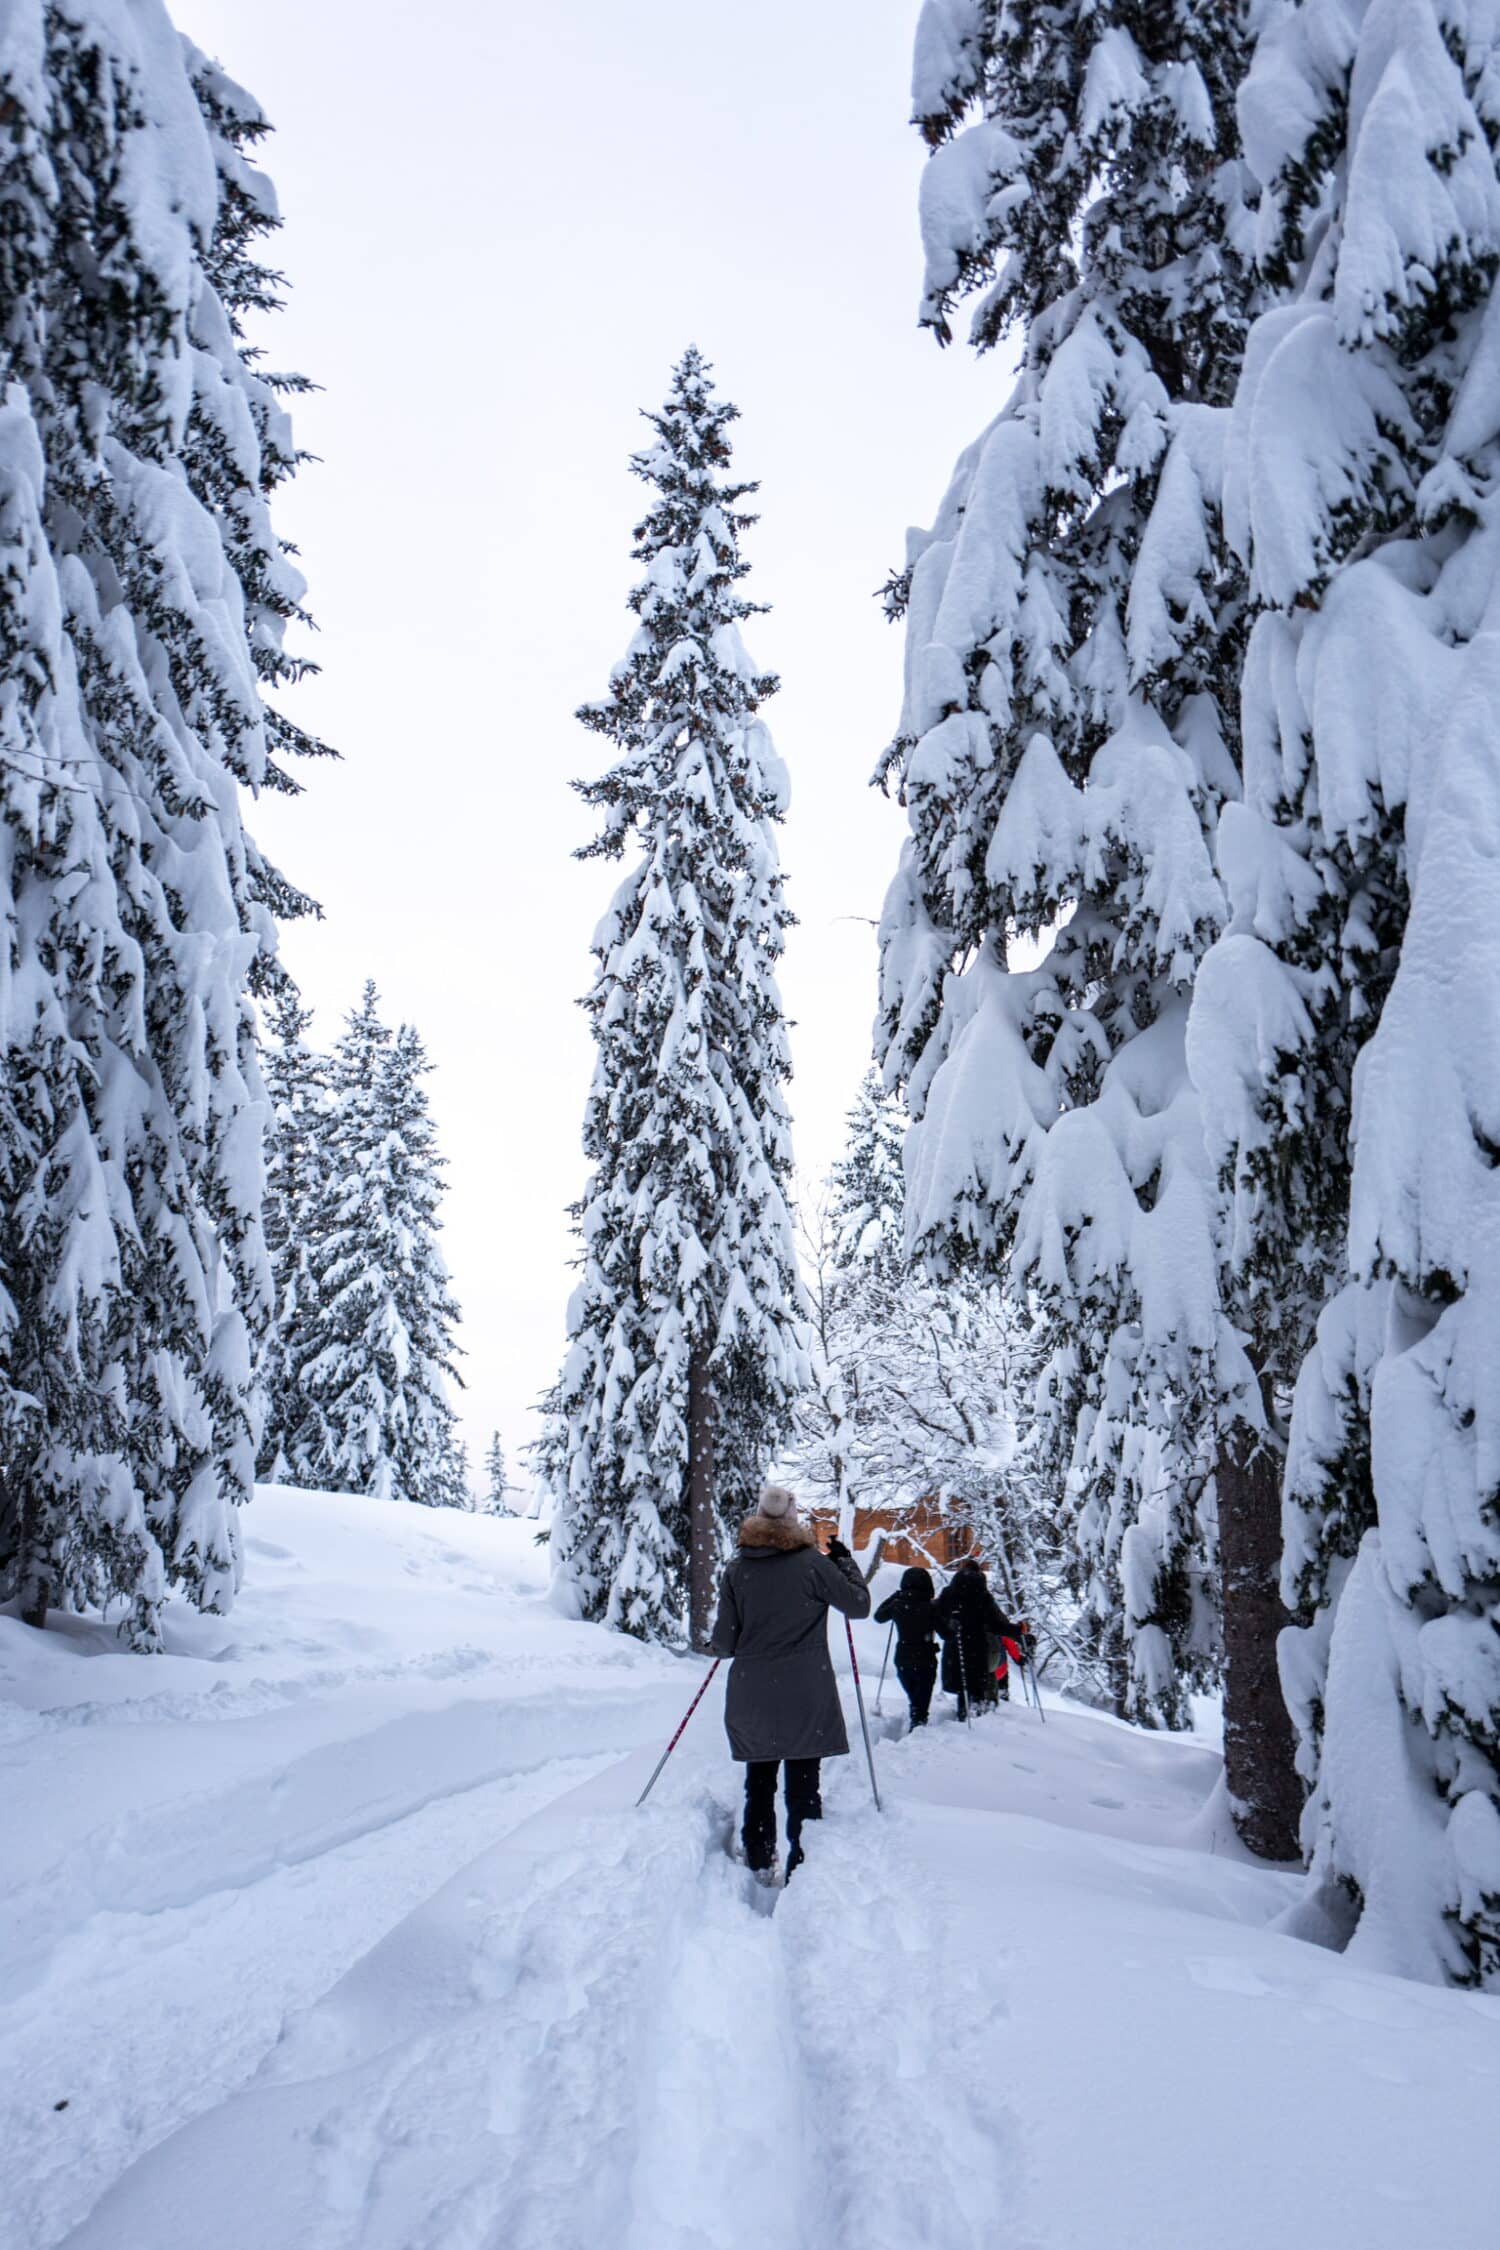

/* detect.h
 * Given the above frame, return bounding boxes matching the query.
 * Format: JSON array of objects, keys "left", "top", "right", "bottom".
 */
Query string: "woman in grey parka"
[{"left": 709, "top": 1485, "right": 871, "bottom": 1876}]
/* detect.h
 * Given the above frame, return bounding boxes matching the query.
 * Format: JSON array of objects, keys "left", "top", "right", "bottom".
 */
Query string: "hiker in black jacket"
[
  {"left": 873, "top": 1565, "right": 939, "bottom": 1729},
  {"left": 934, "top": 1558, "right": 1027, "bottom": 1719}
]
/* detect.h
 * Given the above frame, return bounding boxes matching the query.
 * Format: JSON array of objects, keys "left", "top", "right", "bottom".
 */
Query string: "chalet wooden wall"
[{"left": 807, "top": 1497, "right": 979, "bottom": 1571}]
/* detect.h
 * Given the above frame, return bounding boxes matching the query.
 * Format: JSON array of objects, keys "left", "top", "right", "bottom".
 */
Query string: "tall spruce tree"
[
  {"left": 875, "top": 1, "right": 1301, "bottom": 1840},
  {"left": 446, "top": 1430, "right": 471, "bottom": 1514},
  {"left": 787, "top": 1073, "right": 1046, "bottom": 1586},
  {"left": 483, "top": 1433, "right": 509, "bottom": 1515},
  {"left": 285, "top": 987, "right": 467, "bottom": 1508},
  {"left": 257, "top": 985, "right": 328, "bottom": 1483},
  {"left": 830, "top": 1070, "right": 908, "bottom": 1281},
  {"left": 1187, "top": 0, "right": 1500, "bottom": 1981},
  {"left": 540, "top": 349, "right": 810, "bottom": 1646},
  {"left": 0, "top": 8, "right": 321, "bottom": 1645},
  {"left": 792, "top": 1071, "right": 909, "bottom": 1537}
]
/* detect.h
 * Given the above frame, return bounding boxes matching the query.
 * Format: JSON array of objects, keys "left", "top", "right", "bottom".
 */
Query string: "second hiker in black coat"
[
  {"left": 710, "top": 1485, "right": 871, "bottom": 1875},
  {"left": 934, "top": 1558, "right": 1024, "bottom": 1719},
  {"left": 874, "top": 1565, "right": 939, "bottom": 1728}
]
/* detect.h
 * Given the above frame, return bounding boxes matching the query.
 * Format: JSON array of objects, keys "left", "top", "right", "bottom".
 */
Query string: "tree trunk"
[
  {"left": 11, "top": 1465, "right": 50, "bottom": 1631},
  {"left": 833, "top": 1452, "right": 855, "bottom": 1549},
  {"left": 687, "top": 1350, "right": 717, "bottom": 1651},
  {"left": 1218, "top": 1376, "right": 1302, "bottom": 1862}
]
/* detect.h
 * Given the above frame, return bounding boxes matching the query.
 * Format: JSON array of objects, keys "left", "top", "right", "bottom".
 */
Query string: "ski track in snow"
[
  {"left": 49, "top": 1737, "right": 1026, "bottom": 2250},
  {"left": 2, "top": 1748, "right": 623, "bottom": 2250},
  {"left": 25, "top": 1684, "right": 1500, "bottom": 2250},
  {"left": 775, "top": 1775, "right": 1026, "bottom": 2250},
  {"left": 0, "top": 1497, "right": 695, "bottom": 2250},
  {"left": 11, "top": 1502, "right": 1500, "bottom": 2250},
  {"left": 2, "top": 1682, "right": 674, "bottom": 1993}
]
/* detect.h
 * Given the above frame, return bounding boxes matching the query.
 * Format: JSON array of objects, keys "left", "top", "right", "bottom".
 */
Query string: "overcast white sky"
[{"left": 178, "top": 0, "right": 1002, "bottom": 1491}]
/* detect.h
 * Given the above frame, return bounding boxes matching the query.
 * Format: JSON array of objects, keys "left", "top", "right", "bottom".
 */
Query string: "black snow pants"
[
  {"left": 895, "top": 1649, "right": 937, "bottom": 1728},
  {"left": 955, "top": 1671, "right": 999, "bottom": 1722},
  {"left": 743, "top": 1757, "right": 822, "bottom": 1873}
]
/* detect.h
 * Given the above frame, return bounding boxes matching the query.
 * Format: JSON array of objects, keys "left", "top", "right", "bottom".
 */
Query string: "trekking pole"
[
  {"left": 1011, "top": 1634, "right": 1045, "bottom": 1720},
  {"left": 635, "top": 1659, "right": 722, "bottom": 1808},
  {"left": 993, "top": 1528, "right": 1044, "bottom": 1723},
  {"left": 955, "top": 1632, "right": 973, "bottom": 1728},
  {"left": 845, "top": 1618, "right": 883, "bottom": 1812},
  {"left": 1011, "top": 1639, "right": 1044, "bottom": 1719},
  {"left": 874, "top": 1622, "right": 894, "bottom": 1715},
  {"left": 1029, "top": 1647, "right": 1047, "bottom": 1723}
]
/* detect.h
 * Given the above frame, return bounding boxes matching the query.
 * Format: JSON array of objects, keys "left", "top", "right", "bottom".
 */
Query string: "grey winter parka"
[{"left": 710, "top": 1514, "right": 872, "bottom": 1763}]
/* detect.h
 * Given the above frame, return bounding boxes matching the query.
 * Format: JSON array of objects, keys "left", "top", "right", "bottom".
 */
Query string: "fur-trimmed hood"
[{"left": 738, "top": 1513, "right": 817, "bottom": 1554}]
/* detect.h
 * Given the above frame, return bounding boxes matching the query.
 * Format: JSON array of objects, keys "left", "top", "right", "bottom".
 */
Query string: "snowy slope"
[
  {"left": 5, "top": 1523, "right": 1498, "bottom": 2250},
  {"left": 0, "top": 1489, "right": 688, "bottom": 2250}
]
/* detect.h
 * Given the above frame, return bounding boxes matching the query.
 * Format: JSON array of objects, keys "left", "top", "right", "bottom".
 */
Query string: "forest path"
[
  {"left": 52, "top": 1722, "right": 1021, "bottom": 2250},
  {"left": 31, "top": 1664, "right": 1500, "bottom": 2250},
  {"left": 8, "top": 1496, "right": 1500, "bottom": 2250},
  {"left": 3, "top": 1740, "right": 638, "bottom": 2250},
  {"left": 0, "top": 1494, "right": 688, "bottom": 2250}
]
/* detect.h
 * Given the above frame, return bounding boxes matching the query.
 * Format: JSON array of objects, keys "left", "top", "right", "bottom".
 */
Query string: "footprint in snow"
[
  {"left": 1358, "top": 2052, "right": 1414, "bottom": 2086},
  {"left": 1187, "top": 1956, "right": 1272, "bottom": 1998}
]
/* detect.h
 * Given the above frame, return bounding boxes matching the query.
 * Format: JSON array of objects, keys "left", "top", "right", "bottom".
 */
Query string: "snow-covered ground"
[{"left": 4, "top": 1493, "right": 1498, "bottom": 2250}]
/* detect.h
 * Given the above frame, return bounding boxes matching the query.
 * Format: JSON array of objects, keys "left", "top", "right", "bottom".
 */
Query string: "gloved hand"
[{"left": 826, "top": 1536, "right": 852, "bottom": 1564}]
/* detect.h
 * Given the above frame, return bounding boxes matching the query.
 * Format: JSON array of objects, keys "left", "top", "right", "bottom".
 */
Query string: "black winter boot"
[{"left": 742, "top": 1761, "right": 778, "bottom": 1871}]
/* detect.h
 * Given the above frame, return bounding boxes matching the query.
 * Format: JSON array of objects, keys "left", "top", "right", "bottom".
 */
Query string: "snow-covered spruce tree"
[
  {"left": 482, "top": 1433, "right": 509, "bottom": 1515},
  {"left": 1187, "top": 0, "right": 1500, "bottom": 1982},
  {"left": 875, "top": 2, "right": 1299, "bottom": 1828},
  {"left": 539, "top": 349, "right": 810, "bottom": 1646},
  {"left": 447, "top": 1431, "right": 471, "bottom": 1513},
  {"left": 830, "top": 1067, "right": 908, "bottom": 1281},
  {"left": 789, "top": 1074, "right": 920, "bottom": 1530},
  {"left": 287, "top": 988, "right": 467, "bottom": 1508},
  {"left": 0, "top": 8, "right": 322, "bottom": 1646},
  {"left": 791, "top": 1190, "right": 860, "bottom": 1541},
  {"left": 257, "top": 985, "right": 329, "bottom": 1483},
  {"left": 788, "top": 1072, "right": 908, "bottom": 1538},
  {"left": 787, "top": 1072, "right": 1048, "bottom": 1602}
]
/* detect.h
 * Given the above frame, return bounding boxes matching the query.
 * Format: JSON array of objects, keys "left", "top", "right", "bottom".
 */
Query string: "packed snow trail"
[
  {"left": 54, "top": 1679, "right": 1500, "bottom": 2250},
  {"left": 775, "top": 1790, "right": 1022, "bottom": 2249},
  {"left": 8, "top": 1499, "right": 1500, "bottom": 2250},
  {"left": 0, "top": 1495, "right": 691, "bottom": 2250},
  {"left": 2, "top": 1750, "right": 625, "bottom": 2250},
  {"left": 54, "top": 1741, "right": 1024, "bottom": 2250}
]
